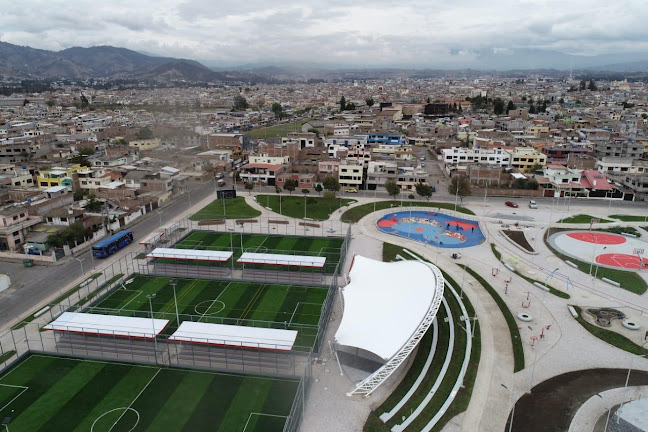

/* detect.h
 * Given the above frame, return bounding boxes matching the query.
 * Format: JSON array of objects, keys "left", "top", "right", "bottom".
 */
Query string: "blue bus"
[{"left": 92, "top": 230, "right": 134, "bottom": 258}]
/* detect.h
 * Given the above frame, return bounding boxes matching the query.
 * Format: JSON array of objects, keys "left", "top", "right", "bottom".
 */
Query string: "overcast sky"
[{"left": 2, "top": 0, "right": 648, "bottom": 67}]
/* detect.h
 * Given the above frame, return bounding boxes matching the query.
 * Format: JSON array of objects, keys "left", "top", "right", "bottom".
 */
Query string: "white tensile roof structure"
[
  {"left": 335, "top": 255, "right": 444, "bottom": 396},
  {"left": 146, "top": 248, "right": 233, "bottom": 262},
  {"left": 237, "top": 252, "right": 326, "bottom": 268},
  {"left": 168, "top": 321, "right": 298, "bottom": 351},
  {"left": 43, "top": 312, "right": 169, "bottom": 339}
]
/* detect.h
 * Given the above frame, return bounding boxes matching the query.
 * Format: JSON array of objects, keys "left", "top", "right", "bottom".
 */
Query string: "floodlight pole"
[
  {"left": 170, "top": 280, "right": 179, "bottom": 324},
  {"left": 146, "top": 294, "right": 158, "bottom": 359},
  {"left": 596, "top": 393, "right": 612, "bottom": 432},
  {"left": 75, "top": 257, "right": 85, "bottom": 276},
  {"left": 501, "top": 384, "right": 516, "bottom": 432}
]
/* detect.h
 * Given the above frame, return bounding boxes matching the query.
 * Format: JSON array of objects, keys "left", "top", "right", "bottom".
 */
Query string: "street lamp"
[
  {"left": 617, "top": 349, "right": 648, "bottom": 424},
  {"left": 501, "top": 384, "right": 516, "bottom": 432},
  {"left": 170, "top": 279, "right": 179, "bottom": 324},
  {"left": 75, "top": 257, "right": 85, "bottom": 276},
  {"left": 596, "top": 393, "right": 612, "bottom": 432},
  {"left": 146, "top": 294, "right": 158, "bottom": 358}
]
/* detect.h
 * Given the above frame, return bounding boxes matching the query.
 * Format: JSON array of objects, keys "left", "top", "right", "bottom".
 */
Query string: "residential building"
[
  {"left": 593, "top": 138, "right": 644, "bottom": 159},
  {"left": 129, "top": 138, "right": 161, "bottom": 150},
  {"left": 275, "top": 172, "right": 317, "bottom": 189},
  {"left": 0, "top": 205, "right": 41, "bottom": 251},
  {"left": 36, "top": 166, "right": 80, "bottom": 189},
  {"left": 366, "top": 161, "right": 398, "bottom": 191},
  {"left": 338, "top": 162, "right": 363, "bottom": 189},
  {"left": 239, "top": 163, "right": 283, "bottom": 186},
  {"left": 596, "top": 157, "right": 648, "bottom": 174},
  {"left": 442, "top": 147, "right": 511, "bottom": 171},
  {"left": 509, "top": 147, "right": 547, "bottom": 171}
]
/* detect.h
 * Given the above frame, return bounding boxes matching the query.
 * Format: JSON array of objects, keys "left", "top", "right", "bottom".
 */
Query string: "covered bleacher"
[
  {"left": 237, "top": 252, "right": 326, "bottom": 268},
  {"left": 146, "top": 248, "right": 233, "bottom": 262},
  {"left": 43, "top": 312, "right": 169, "bottom": 338},
  {"left": 169, "top": 321, "right": 297, "bottom": 351}
]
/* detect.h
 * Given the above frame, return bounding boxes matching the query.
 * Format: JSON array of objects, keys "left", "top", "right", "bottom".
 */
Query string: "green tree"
[
  {"left": 85, "top": 195, "right": 102, "bottom": 212},
  {"left": 526, "top": 163, "right": 543, "bottom": 174},
  {"left": 588, "top": 79, "right": 597, "bottom": 91},
  {"left": 45, "top": 99, "right": 55, "bottom": 107},
  {"left": 283, "top": 179, "right": 297, "bottom": 194},
  {"left": 271, "top": 102, "right": 283, "bottom": 119},
  {"left": 244, "top": 182, "right": 254, "bottom": 194},
  {"left": 579, "top": 80, "right": 587, "bottom": 90},
  {"left": 136, "top": 127, "right": 153, "bottom": 140},
  {"left": 384, "top": 178, "right": 400, "bottom": 200},
  {"left": 339, "top": 95, "right": 346, "bottom": 111},
  {"left": 302, "top": 188, "right": 310, "bottom": 195},
  {"left": 233, "top": 95, "right": 249, "bottom": 111},
  {"left": 493, "top": 98, "right": 505, "bottom": 115},
  {"left": 365, "top": 97, "right": 374, "bottom": 107},
  {"left": 315, "top": 183, "right": 323, "bottom": 195},
  {"left": 345, "top": 102, "right": 356, "bottom": 110},
  {"left": 529, "top": 103, "right": 536, "bottom": 114},
  {"left": 275, "top": 186, "right": 282, "bottom": 193},
  {"left": 415, "top": 183, "right": 433, "bottom": 201},
  {"left": 448, "top": 175, "right": 471, "bottom": 203},
  {"left": 506, "top": 100, "right": 516, "bottom": 112},
  {"left": 322, "top": 175, "right": 341, "bottom": 194}
]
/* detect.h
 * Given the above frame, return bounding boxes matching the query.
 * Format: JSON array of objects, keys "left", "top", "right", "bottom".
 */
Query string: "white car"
[{"left": 529, "top": 200, "right": 538, "bottom": 209}]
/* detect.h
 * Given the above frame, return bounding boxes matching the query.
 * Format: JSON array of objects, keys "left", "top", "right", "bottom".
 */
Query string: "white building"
[{"left": 442, "top": 147, "right": 511, "bottom": 170}]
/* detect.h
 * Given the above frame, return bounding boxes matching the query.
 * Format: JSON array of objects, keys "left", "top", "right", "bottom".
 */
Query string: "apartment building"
[
  {"left": 509, "top": 147, "right": 547, "bottom": 171},
  {"left": 37, "top": 166, "right": 80, "bottom": 189},
  {"left": 0, "top": 205, "right": 41, "bottom": 251},
  {"left": 129, "top": 138, "right": 161, "bottom": 150},
  {"left": 338, "top": 162, "right": 363, "bottom": 189},
  {"left": 442, "top": 147, "right": 511, "bottom": 170},
  {"left": 366, "top": 161, "right": 398, "bottom": 190},
  {"left": 593, "top": 139, "right": 644, "bottom": 159}
]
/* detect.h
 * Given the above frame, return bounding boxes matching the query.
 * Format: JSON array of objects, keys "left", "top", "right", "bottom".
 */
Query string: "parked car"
[
  {"left": 420, "top": 156, "right": 426, "bottom": 161},
  {"left": 505, "top": 201, "right": 519, "bottom": 208},
  {"left": 345, "top": 188, "right": 358, "bottom": 193},
  {"left": 529, "top": 200, "right": 538, "bottom": 209},
  {"left": 421, "top": 163, "right": 426, "bottom": 167},
  {"left": 216, "top": 173, "right": 224, "bottom": 180}
]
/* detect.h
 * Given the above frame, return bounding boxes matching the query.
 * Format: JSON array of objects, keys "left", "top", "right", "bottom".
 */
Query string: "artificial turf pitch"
[
  {"left": 172, "top": 231, "right": 344, "bottom": 273},
  {"left": 86, "top": 275, "right": 328, "bottom": 348},
  {"left": 0, "top": 354, "right": 298, "bottom": 432}
]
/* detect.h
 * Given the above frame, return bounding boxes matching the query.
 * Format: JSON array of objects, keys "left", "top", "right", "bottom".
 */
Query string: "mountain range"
[{"left": 2, "top": 41, "right": 648, "bottom": 82}]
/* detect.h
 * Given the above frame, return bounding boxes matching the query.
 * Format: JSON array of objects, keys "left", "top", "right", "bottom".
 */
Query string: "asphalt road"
[{"left": 0, "top": 180, "right": 219, "bottom": 330}]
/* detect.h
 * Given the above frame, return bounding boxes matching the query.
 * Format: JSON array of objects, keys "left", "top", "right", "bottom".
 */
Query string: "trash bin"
[{"left": 23, "top": 259, "right": 33, "bottom": 268}]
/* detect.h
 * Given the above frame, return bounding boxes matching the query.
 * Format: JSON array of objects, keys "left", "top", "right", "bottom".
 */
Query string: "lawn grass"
[
  {"left": 256, "top": 194, "right": 355, "bottom": 220},
  {"left": 365, "top": 244, "right": 481, "bottom": 432},
  {"left": 0, "top": 350, "right": 16, "bottom": 364},
  {"left": 86, "top": 274, "right": 327, "bottom": 348},
  {"left": 544, "top": 231, "right": 647, "bottom": 295},
  {"left": 610, "top": 214, "right": 648, "bottom": 222},
  {"left": 341, "top": 201, "right": 475, "bottom": 223},
  {"left": 572, "top": 307, "right": 648, "bottom": 356},
  {"left": 174, "top": 231, "right": 344, "bottom": 274},
  {"left": 248, "top": 120, "right": 311, "bottom": 139},
  {"left": 0, "top": 354, "right": 298, "bottom": 432},
  {"left": 557, "top": 214, "right": 612, "bottom": 224},
  {"left": 189, "top": 197, "right": 261, "bottom": 221},
  {"left": 460, "top": 264, "right": 525, "bottom": 372},
  {"left": 490, "top": 243, "right": 502, "bottom": 261}
]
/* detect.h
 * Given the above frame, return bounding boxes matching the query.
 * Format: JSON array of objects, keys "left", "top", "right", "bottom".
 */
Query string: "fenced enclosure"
[{"left": 0, "top": 217, "right": 350, "bottom": 432}]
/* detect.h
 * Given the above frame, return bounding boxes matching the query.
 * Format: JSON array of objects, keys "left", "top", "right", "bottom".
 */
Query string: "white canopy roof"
[
  {"left": 335, "top": 256, "right": 440, "bottom": 360},
  {"left": 43, "top": 312, "right": 169, "bottom": 339},
  {"left": 237, "top": 252, "right": 326, "bottom": 268},
  {"left": 168, "top": 321, "right": 297, "bottom": 351},
  {"left": 146, "top": 248, "right": 233, "bottom": 262}
]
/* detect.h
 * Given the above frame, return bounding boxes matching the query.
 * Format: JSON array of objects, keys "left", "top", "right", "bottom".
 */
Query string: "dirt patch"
[
  {"left": 502, "top": 230, "right": 535, "bottom": 254},
  {"left": 508, "top": 368, "right": 648, "bottom": 432}
]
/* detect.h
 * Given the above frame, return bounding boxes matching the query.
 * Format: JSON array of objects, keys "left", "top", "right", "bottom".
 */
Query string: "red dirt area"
[
  {"left": 448, "top": 220, "right": 479, "bottom": 230},
  {"left": 415, "top": 228, "right": 425, "bottom": 232},
  {"left": 377, "top": 217, "right": 398, "bottom": 228},
  {"left": 596, "top": 253, "right": 648, "bottom": 269},
  {"left": 566, "top": 232, "right": 626, "bottom": 245}
]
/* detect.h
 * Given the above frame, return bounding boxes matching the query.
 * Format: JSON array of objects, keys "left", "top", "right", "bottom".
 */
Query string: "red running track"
[{"left": 566, "top": 232, "right": 626, "bottom": 245}]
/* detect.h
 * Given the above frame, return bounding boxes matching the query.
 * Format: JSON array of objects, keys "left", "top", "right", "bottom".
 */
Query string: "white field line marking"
[
  {"left": 108, "top": 368, "right": 161, "bottom": 432},
  {"left": 0, "top": 384, "right": 29, "bottom": 413},
  {"left": 287, "top": 302, "right": 323, "bottom": 326},
  {"left": 198, "top": 282, "right": 231, "bottom": 322},
  {"left": 118, "top": 291, "right": 142, "bottom": 313},
  {"left": 253, "top": 235, "right": 269, "bottom": 254},
  {"left": 242, "top": 412, "right": 289, "bottom": 432}
]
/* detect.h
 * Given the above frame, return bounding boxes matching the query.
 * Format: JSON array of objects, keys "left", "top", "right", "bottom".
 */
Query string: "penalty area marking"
[
  {"left": 0, "top": 383, "right": 29, "bottom": 413},
  {"left": 91, "top": 407, "right": 140, "bottom": 432},
  {"left": 242, "top": 412, "right": 289, "bottom": 432}
]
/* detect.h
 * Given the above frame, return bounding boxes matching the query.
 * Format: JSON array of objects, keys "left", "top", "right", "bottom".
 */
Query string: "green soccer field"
[
  {"left": 172, "top": 231, "right": 344, "bottom": 273},
  {"left": 86, "top": 275, "right": 328, "bottom": 349},
  {"left": 0, "top": 354, "right": 298, "bottom": 432}
]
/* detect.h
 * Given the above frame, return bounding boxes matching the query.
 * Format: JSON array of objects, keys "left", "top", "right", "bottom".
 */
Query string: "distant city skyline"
[{"left": 1, "top": 0, "right": 648, "bottom": 68}]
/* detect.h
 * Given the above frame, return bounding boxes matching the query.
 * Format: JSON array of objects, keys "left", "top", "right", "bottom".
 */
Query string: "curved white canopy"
[{"left": 335, "top": 255, "right": 440, "bottom": 361}]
